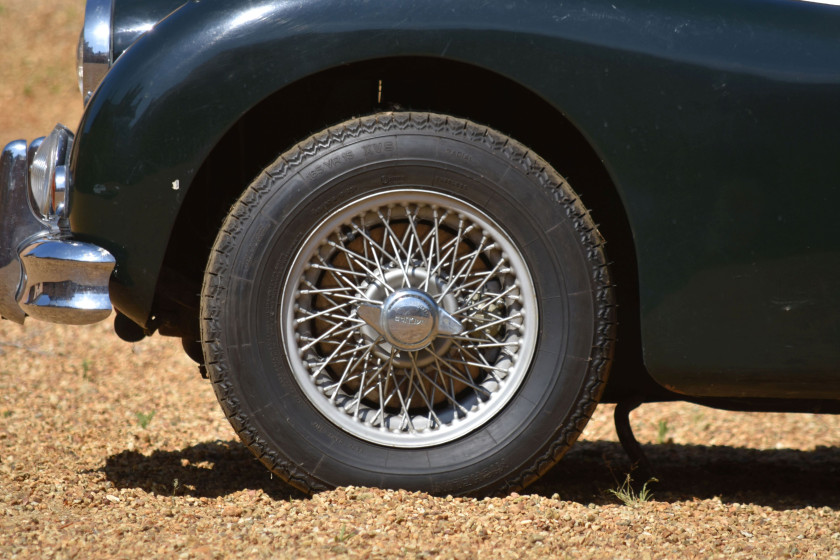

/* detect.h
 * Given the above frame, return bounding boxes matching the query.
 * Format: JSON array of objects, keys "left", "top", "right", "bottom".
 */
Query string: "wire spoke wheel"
[
  {"left": 202, "top": 113, "right": 614, "bottom": 494},
  {"left": 284, "top": 190, "right": 538, "bottom": 447}
]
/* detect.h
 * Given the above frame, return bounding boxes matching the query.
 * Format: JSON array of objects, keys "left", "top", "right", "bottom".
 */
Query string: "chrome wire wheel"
[{"left": 283, "top": 189, "right": 538, "bottom": 447}]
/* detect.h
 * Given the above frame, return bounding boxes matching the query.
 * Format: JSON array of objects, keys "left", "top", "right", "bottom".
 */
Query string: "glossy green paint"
[
  {"left": 68, "top": 0, "right": 840, "bottom": 398},
  {"left": 111, "top": 0, "right": 187, "bottom": 60}
]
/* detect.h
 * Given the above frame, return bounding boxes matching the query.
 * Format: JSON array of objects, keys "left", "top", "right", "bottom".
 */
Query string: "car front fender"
[{"left": 69, "top": 0, "right": 643, "bottom": 326}]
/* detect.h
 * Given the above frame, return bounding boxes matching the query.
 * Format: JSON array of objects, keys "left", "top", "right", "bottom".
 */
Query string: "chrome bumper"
[{"left": 0, "top": 137, "right": 114, "bottom": 325}]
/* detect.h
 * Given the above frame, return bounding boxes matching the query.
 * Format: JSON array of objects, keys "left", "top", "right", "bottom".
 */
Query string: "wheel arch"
[{"left": 156, "top": 56, "right": 661, "bottom": 401}]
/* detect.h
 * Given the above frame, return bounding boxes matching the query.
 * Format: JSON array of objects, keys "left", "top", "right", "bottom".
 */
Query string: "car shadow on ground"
[
  {"left": 101, "top": 440, "right": 308, "bottom": 501},
  {"left": 100, "top": 439, "right": 840, "bottom": 509},
  {"left": 532, "top": 440, "right": 840, "bottom": 509}
]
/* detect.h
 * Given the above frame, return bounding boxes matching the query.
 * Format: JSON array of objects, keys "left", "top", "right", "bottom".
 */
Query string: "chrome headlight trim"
[
  {"left": 78, "top": 0, "right": 113, "bottom": 105},
  {"left": 28, "top": 125, "right": 74, "bottom": 223}
]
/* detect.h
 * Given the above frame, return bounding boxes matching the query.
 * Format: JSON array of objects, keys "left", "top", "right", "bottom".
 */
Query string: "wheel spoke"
[
  {"left": 308, "top": 330, "right": 358, "bottom": 378},
  {"left": 326, "top": 239, "right": 387, "bottom": 278},
  {"left": 299, "top": 320, "right": 363, "bottom": 353},
  {"left": 451, "top": 258, "right": 507, "bottom": 302},
  {"left": 406, "top": 353, "right": 444, "bottom": 428},
  {"left": 310, "top": 261, "right": 372, "bottom": 299},
  {"left": 430, "top": 352, "right": 492, "bottom": 400},
  {"left": 460, "top": 313, "right": 523, "bottom": 337},
  {"left": 437, "top": 235, "right": 489, "bottom": 301},
  {"left": 455, "top": 284, "right": 518, "bottom": 316},
  {"left": 329, "top": 342, "right": 377, "bottom": 403},
  {"left": 295, "top": 300, "right": 358, "bottom": 325},
  {"left": 406, "top": 205, "right": 429, "bottom": 270},
  {"left": 454, "top": 337, "right": 520, "bottom": 350}
]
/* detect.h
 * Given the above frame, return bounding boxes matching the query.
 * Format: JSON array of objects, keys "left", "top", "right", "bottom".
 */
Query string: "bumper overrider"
[{"left": 0, "top": 125, "right": 114, "bottom": 325}]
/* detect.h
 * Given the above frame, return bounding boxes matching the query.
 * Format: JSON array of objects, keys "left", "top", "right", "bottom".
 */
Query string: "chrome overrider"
[{"left": 0, "top": 127, "right": 115, "bottom": 325}]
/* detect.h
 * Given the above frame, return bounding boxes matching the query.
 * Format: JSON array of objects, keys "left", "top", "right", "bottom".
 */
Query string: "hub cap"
[
  {"left": 358, "top": 287, "right": 464, "bottom": 352},
  {"left": 282, "top": 189, "right": 538, "bottom": 447}
]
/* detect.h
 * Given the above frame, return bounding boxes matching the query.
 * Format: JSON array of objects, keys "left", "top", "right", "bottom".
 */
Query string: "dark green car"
[{"left": 2, "top": 0, "right": 839, "bottom": 495}]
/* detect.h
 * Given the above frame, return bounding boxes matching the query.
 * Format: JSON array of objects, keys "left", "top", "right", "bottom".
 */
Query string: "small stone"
[{"left": 222, "top": 506, "right": 244, "bottom": 517}]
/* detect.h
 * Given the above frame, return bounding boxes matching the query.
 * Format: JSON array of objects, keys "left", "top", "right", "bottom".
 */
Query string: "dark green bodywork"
[{"left": 68, "top": 0, "right": 840, "bottom": 400}]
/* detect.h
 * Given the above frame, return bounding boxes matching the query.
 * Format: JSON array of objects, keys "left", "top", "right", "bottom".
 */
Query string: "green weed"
[
  {"left": 135, "top": 410, "right": 156, "bottom": 429},
  {"left": 656, "top": 419, "right": 671, "bottom": 444},
  {"left": 334, "top": 523, "right": 356, "bottom": 543},
  {"left": 609, "top": 474, "right": 658, "bottom": 506}
]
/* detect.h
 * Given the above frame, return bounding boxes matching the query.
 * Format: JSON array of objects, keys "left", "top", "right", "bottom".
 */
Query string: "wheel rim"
[{"left": 282, "top": 189, "right": 538, "bottom": 447}]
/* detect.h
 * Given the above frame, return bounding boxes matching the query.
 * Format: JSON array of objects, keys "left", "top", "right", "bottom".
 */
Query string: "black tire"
[{"left": 201, "top": 112, "right": 615, "bottom": 495}]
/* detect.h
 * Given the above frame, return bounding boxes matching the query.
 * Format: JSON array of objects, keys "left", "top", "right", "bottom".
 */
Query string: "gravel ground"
[
  {"left": 2, "top": 2, "right": 840, "bottom": 558},
  {"left": 1, "top": 320, "right": 839, "bottom": 559},
  {"left": 0, "top": 1, "right": 83, "bottom": 144}
]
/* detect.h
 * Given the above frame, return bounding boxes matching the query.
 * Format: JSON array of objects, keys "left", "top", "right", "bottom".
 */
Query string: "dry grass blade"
[{"left": 608, "top": 474, "right": 658, "bottom": 506}]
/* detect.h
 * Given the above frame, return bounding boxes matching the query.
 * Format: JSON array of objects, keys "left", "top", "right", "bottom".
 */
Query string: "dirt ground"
[
  {"left": 0, "top": 1, "right": 84, "bottom": 145},
  {"left": 2, "top": 2, "right": 840, "bottom": 559}
]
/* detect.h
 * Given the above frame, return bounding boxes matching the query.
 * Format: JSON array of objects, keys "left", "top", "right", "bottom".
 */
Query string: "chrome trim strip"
[
  {"left": 54, "top": 166, "right": 68, "bottom": 216},
  {"left": 80, "top": 0, "right": 114, "bottom": 104}
]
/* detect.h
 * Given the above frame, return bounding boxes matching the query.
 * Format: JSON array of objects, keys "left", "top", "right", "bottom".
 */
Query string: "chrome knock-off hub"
[{"left": 358, "top": 288, "right": 463, "bottom": 352}]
